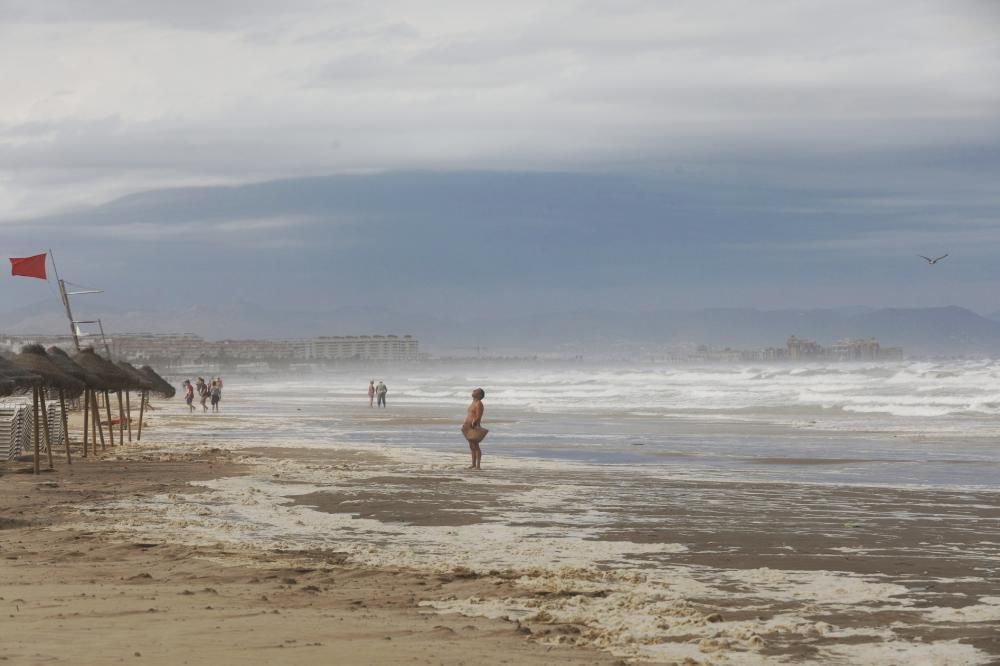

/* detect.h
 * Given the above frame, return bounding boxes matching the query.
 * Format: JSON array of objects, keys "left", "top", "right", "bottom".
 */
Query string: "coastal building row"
[
  {"left": 0, "top": 333, "right": 420, "bottom": 365},
  {"left": 692, "top": 336, "right": 903, "bottom": 363}
]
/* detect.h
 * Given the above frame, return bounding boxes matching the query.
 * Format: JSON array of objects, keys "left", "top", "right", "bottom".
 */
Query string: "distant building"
[
  {"left": 786, "top": 336, "right": 823, "bottom": 360},
  {"left": 111, "top": 333, "right": 207, "bottom": 363},
  {"left": 681, "top": 336, "right": 903, "bottom": 363},
  {"left": 300, "top": 335, "right": 419, "bottom": 361},
  {"left": 828, "top": 337, "right": 880, "bottom": 361},
  {"left": 0, "top": 332, "right": 420, "bottom": 365}
]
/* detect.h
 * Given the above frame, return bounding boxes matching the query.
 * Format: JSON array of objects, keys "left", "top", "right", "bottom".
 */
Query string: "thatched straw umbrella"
[
  {"left": 136, "top": 365, "right": 174, "bottom": 440},
  {"left": 115, "top": 361, "right": 154, "bottom": 443},
  {"left": 139, "top": 366, "right": 175, "bottom": 398},
  {"left": 0, "top": 378, "right": 14, "bottom": 396},
  {"left": 0, "top": 354, "right": 42, "bottom": 392},
  {"left": 72, "top": 348, "right": 131, "bottom": 449},
  {"left": 47, "top": 346, "right": 106, "bottom": 458},
  {"left": 10, "top": 345, "right": 85, "bottom": 472}
]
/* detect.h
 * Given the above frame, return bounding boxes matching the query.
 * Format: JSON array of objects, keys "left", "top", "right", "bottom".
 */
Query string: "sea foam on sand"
[{"left": 68, "top": 446, "right": 1000, "bottom": 665}]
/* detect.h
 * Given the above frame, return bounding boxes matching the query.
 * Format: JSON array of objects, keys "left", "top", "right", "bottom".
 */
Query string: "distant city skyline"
[{"left": 1, "top": 2, "right": 998, "bottom": 323}]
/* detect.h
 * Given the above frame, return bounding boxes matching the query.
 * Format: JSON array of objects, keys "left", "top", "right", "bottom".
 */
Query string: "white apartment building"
[{"left": 299, "top": 335, "right": 419, "bottom": 361}]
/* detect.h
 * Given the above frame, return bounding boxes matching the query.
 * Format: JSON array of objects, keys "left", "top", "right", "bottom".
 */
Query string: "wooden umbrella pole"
[
  {"left": 92, "top": 390, "right": 106, "bottom": 451},
  {"left": 40, "top": 389, "right": 54, "bottom": 470},
  {"left": 59, "top": 387, "right": 72, "bottom": 465},
  {"left": 82, "top": 389, "right": 90, "bottom": 457},
  {"left": 116, "top": 390, "right": 125, "bottom": 444},
  {"left": 137, "top": 390, "right": 146, "bottom": 441},
  {"left": 32, "top": 386, "right": 40, "bottom": 475},
  {"left": 125, "top": 391, "right": 133, "bottom": 442},
  {"left": 104, "top": 390, "right": 115, "bottom": 447}
]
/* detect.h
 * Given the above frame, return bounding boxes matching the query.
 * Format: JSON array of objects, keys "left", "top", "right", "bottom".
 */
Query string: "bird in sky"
[{"left": 920, "top": 254, "right": 949, "bottom": 265}]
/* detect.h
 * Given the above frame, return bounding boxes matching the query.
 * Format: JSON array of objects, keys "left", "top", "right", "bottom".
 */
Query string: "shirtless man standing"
[{"left": 462, "top": 388, "right": 487, "bottom": 470}]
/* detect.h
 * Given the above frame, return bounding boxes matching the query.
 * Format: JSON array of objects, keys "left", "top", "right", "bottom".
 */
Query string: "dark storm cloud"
[{"left": 2, "top": 169, "right": 997, "bottom": 317}]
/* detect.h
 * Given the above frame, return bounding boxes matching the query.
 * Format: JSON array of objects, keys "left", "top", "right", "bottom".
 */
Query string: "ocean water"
[{"left": 165, "top": 361, "right": 1000, "bottom": 488}]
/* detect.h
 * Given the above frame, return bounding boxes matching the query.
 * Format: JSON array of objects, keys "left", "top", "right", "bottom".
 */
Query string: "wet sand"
[
  {"left": 3, "top": 434, "right": 998, "bottom": 664},
  {"left": 0, "top": 450, "right": 621, "bottom": 666},
  {"left": 275, "top": 446, "right": 1000, "bottom": 663}
]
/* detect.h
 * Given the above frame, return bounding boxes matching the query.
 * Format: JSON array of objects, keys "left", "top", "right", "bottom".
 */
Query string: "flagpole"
[{"left": 49, "top": 249, "right": 81, "bottom": 352}]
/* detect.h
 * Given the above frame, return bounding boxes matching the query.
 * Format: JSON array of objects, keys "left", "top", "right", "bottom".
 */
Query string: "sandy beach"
[
  {"left": 3, "top": 366, "right": 1000, "bottom": 665},
  {"left": 0, "top": 448, "right": 621, "bottom": 666},
  {"left": 3, "top": 442, "right": 998, "bottom": 664}
]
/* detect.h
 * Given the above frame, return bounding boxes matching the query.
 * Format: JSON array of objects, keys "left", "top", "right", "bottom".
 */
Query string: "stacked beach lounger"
[
  {"left": 0, "top": 398, "right": 64, "bottom": 461},
  {"left": 0, "top": 399, "right": 32, "bottom": 461},
  {"left": 45, "top": 399, "right": 65, "bottom": 448}
]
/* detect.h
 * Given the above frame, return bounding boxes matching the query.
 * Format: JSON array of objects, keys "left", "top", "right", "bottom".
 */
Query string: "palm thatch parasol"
[
  {"left": 115, "top": 361, "right": 155, "bottom": 392},
  {"left": 134, "top": 365, "right": 174, "bottom": 441},
  {"left": 11, "top": 345, "right": 85, "bottom": 397},
  {"left": 139, "top": 365, "right": 175, "bottom": 398},
  {"left": 71, "top": 347, "right": 130, "bottom": 390},
  {"left": 47, "top": 346, "right": 106, "bottom": 459},
  {"left": 72, "top": 347, "right": 132, "bottom": 448},
  {"left": 10, "top": 345, "right": 86, "bottom": 472},
  {"left": 47, "top": 346, "right": 103, "bottom": 388},
  {"left": 115, "top": 361, "right": 156, "bottom": 443},
  {"left": 0, "top": 355, "right": 42, "bottom": 395},
  {"left": 0, "top": 353, "right": 43, "bottom": 392}
]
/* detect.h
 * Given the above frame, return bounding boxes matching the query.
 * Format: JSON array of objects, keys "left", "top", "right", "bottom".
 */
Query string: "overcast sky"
[{"left": 1, "top": 0, "right": 999, "bottom": 323}]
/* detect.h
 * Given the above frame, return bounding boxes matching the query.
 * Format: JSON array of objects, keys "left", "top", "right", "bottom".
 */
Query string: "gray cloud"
[
  {"left": 0, "top": 0, "right": 997, "bottom": 219},
  {"left": 0, "top": 0, "right": 329, "bottom": 30}
]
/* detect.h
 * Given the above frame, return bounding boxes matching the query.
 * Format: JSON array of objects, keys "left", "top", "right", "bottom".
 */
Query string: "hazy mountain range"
[{"left": 3, "top": 301, "right": 1000, "bottom": 357}]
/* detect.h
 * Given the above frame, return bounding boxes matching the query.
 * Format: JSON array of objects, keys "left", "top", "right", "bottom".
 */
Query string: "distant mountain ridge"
[{"left": 2, "top": 302, "right": 999, "bottom": 356}]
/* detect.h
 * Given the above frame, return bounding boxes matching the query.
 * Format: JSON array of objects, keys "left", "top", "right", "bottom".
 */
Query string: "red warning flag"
[{"left": 10, "top": 253, "right": 47, "bottom": 280}]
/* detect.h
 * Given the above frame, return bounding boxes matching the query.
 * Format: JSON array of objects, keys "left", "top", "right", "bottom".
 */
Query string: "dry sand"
[{"left": 0, "top": 450, "right": 622, "bottom": 666}]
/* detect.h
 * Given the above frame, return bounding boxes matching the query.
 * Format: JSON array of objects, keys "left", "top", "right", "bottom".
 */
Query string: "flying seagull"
[{"left": 920, "top": 254, "right": 949, "bottom": 265}]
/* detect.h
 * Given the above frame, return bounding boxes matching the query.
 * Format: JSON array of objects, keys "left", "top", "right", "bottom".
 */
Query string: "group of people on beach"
[
  {"left": 367, "top": 380, "right": 388, "bottom": 408},
  {"left": 183, "top": 376, "right": 223, "bottom": 413},
  {"left": 366, "top": 381, "right": 488, "bottom": 469}
]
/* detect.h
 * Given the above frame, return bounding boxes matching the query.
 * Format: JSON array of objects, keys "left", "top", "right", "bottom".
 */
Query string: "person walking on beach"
[
  {"left": 375, "top": 380, "right": 388, "bottom": 408},
  {"left": 196, "top": 377, "right": 210, "bottom": 412},
  {"left": 210, "top": 379, "right": 222, "bottom": 413},
  {"left": 368, "top": 380, "right": 376, "bottom": 408},
  {"left": 183, "top": 380, "right": 195, "bottom": 413},
  {"left": 462, "top": 388, "right": 488, "bottom": 470}
]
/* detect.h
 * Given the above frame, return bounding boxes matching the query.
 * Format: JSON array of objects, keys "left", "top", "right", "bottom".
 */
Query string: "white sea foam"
[
  {"left": 923, "top": 596, "right": 1000, "bottom": 623},
  {"left": 69, "top": 446, "right": 999, "bottom": 665},
  {"left": 83, "top": 365, "right": 1000, "bottom": 663}
]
